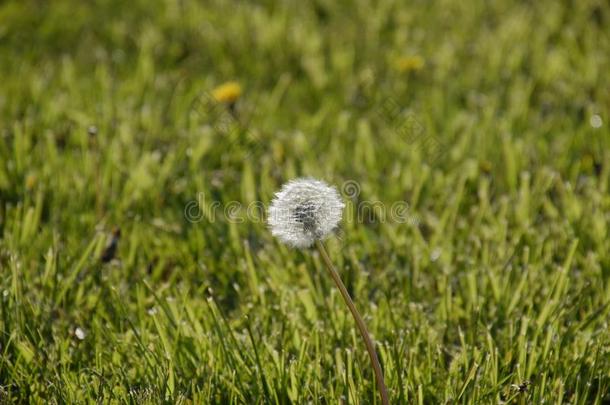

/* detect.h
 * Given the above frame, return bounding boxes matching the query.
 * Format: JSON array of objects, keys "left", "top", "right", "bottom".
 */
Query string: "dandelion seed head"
[
  {"left": 268, "top": 178, "right": 345, "bottom": 248},
  {"left": 589, "top": 114, "right": 602, "bottom": 129},
  {"left": 74, "top": 327, "right": 86, "bottom": 340}
]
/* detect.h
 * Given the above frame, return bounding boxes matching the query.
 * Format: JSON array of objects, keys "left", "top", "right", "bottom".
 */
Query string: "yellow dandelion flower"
[
  {"left": 395, "top": 55, "right": 425, "bottom": 73},
  {"left": 25, "top": 173, "right": 37, "bottom": 190},
  {"left": 211, "top": 81, "right": 242, "bottom": 104}
]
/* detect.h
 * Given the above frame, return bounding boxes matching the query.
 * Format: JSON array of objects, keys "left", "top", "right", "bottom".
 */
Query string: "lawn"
[{"left": 0, "top": 0, "right": 609, "bottom": 403}]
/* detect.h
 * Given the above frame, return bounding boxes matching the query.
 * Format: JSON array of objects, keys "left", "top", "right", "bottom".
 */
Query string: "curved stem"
[{"left": 315, "top": 240, "right": 390, "bottom": 405}]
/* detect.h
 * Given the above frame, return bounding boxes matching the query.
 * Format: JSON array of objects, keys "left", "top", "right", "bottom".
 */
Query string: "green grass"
[{"left": 1, "top": 0, "right": 609, "bottom": 403}]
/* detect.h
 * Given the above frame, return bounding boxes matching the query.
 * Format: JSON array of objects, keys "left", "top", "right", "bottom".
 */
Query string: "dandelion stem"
[{"left": 315, "top": 240, "right": 390, "bottom": 405}]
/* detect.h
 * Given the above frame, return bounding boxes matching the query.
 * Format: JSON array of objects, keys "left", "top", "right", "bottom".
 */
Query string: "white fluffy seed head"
[{"left": 268, "top": 178, "right": 345, "bottom": 248}]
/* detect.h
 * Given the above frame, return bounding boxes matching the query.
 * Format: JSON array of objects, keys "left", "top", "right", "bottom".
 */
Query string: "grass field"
[{"left": 1, "top": 0, "right": 609, "bottom": 403}]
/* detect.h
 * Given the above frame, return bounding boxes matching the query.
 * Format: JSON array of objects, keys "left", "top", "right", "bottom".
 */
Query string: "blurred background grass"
[{"left": 0, "top": 0, "right": 609, "bottom": 403}]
